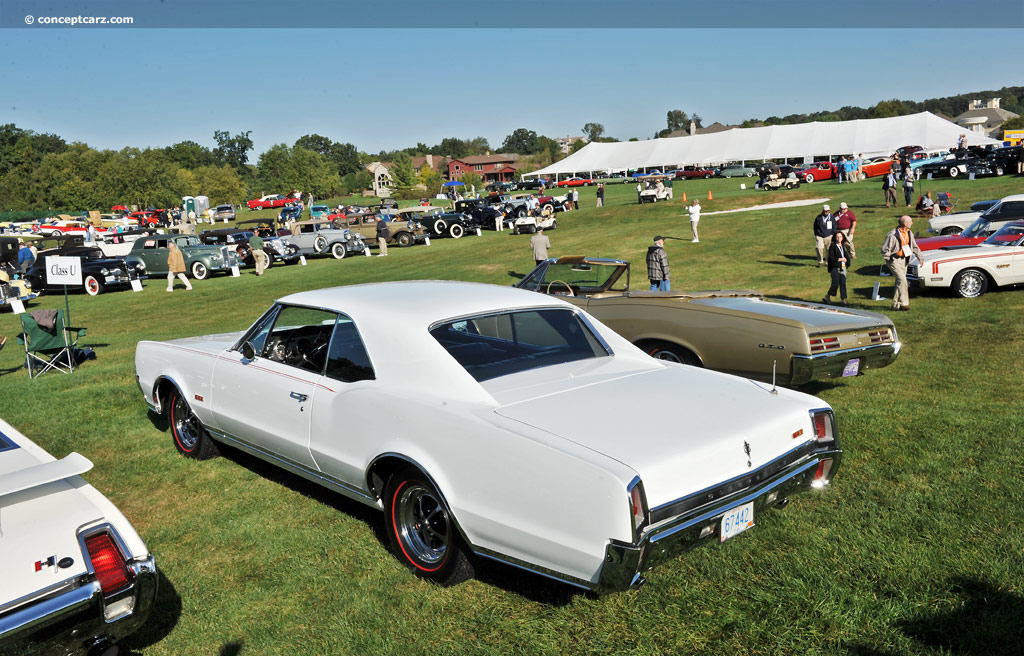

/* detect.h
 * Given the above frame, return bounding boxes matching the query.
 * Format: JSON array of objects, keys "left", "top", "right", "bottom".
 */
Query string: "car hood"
[
  {"left": 489, "top": 362, "right": 825, "bottom": 508},
  {"left": 162, "top": 330, "right": 246, "bottom": 355},
  {"left": 0, "top": 440, "right": 99, "bottom": 606},
  {"left": 917, "top": 235, "right": 981, "bottom": 250}
]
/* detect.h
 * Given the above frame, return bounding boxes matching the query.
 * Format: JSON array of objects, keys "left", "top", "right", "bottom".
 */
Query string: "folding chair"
[
  {"left": 19, "top": 309, "right": 87, "bottom": 378},
  {"left": 937, "top": 192, "right": 958, "bottom": 214}
]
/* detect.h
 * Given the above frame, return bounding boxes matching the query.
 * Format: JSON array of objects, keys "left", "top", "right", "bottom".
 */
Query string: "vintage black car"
[
  {"left": 394, "top": 207, "right": 473, "bottom": 239},
  {"left": 917, "top": 146, "right": 1008, "bottom": 179},
  {"left": 513, "top": 178, "right": 548, "bottom": 190},
  {"left": 454, "top": 199, "right": 511, "bottom": 230},
  {"left": 25, "top": 244, "right": 146, "bottom": 296},
  {"left": 198, "top": 227, "right": 302, "bottom": 267}
]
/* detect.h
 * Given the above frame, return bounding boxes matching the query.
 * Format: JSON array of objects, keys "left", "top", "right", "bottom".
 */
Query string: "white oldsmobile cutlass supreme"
[
  {"left": 0, "top": 419, "right": 157, "bottom": 655},
  {"left": 134, "top": 281, "right": 841, "bottom": 592}
]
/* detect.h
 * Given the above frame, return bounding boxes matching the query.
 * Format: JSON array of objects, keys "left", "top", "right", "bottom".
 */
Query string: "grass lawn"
[{"left": 2, "top": 174, "right": 1022, "bottom": 655}]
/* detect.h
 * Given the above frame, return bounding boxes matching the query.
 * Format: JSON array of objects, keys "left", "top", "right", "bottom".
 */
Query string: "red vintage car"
[
  {"left": 128, "top": 210, "right": 162, "bottom": 227},
  {"left": 796, "top": 161, "right": 837, "bottom": 183},
  {"left": 555, "top": 177, "right": 594, "bottom": 187},
  {"left": 35, "top": 219, "right": 106, "bottom": 238},
  {"left": 247, "top": 194, "right": 296, "bottom": 210},
  {"left": 917, "top": 215, "right": 1017, "bottom": 251},
  {"left": 859, "top": 157, "right": 895, "bottom": 179},
  {"left": 673, "top": 166, "right": 718, "bottom": 180}
]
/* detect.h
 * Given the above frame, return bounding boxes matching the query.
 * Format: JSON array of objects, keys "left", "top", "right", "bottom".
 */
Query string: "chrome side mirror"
[{"left": 241, "top": 341, "right": 256, "bottom": 361}]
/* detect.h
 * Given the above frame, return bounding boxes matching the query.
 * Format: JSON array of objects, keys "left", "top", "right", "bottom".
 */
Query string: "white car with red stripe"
[
  {"left": 134, "top": 281, "right": 841, "bottom": 593},
  {"left": 909, "top": 221, "right": 1024, "bottom": 298},
  {"left": 0, "top": 419, "right": 157, "bottom": 655}
]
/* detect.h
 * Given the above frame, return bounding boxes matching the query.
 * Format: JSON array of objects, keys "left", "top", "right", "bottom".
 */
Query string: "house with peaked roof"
[
  {"left": 954, "top": 98, "right": 1019, "bottom": 138},
  {"left": 447, "top": 154, "right": 519, "bottom": 183}
]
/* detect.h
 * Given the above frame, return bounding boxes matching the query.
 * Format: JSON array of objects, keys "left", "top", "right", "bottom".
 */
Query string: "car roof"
[{"left": 279, "top": 281, "right": 569, "bottom": 327}]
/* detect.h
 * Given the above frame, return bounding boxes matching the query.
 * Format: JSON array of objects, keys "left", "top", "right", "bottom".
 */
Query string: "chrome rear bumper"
[
  {"left": 790, "top": 342, "right": 901, "bottom": 385},
  {"left": 0, "top": 556, "right": 157, "bottom": 656},
  {"left": 595, "top": 448, "right": 841, "bottom": 593}
]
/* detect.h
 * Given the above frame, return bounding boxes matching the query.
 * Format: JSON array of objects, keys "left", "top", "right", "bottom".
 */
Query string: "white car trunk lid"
[
  {"left": 492, "top": 365, "right": 819, "bottom": 509},
  {"left": 0, "top": 448, "right": 101, "bottom": 609}
]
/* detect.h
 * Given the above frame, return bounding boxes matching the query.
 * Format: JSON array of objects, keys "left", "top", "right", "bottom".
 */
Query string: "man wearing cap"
[
  {"left": 646, "top": 236, "right": 671, "bottom": 291},
  {"left": 835, "top": 202, "right": 857, "bottom": 259},
  {"left": 812, "top": 204, "right": 835, "bottom": 267}
]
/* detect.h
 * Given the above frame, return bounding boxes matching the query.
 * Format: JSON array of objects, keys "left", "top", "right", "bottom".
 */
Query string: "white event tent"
[{"left": 526, "top": 112, "right": 1001, "bottom": 179}]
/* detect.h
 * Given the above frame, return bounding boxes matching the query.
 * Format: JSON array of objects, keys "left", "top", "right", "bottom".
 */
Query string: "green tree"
[
  {"left": 1000, "top": 115, "right": 1024, "bottom": 132},
  {"left": 436, "top": 137, "right": 468, "bottom": 158},
  {"left": 666, "top": 109, "right": 690, "bottom": 132},
  {"left": 582, "top": 123, "right": 605, "bottom": 141},
  {"left": 571, "top": 140, "right": 587, "bottom": 154},
  {"left": 95, "top": 148, "right": 183, "bottom": 209},
  {"left": 164, "top": 140, "right": 216, "bottom": 169},
  {"left": 870, "top": 99, "right": 911, "bottom": 119},
  {"left": 190, "top": 165, "right": 247, "bottom": 205},
  {"left": 294, "top": 134, "right": 362, "bottom": 177},
  {"left": 418, "top": 164, "right": 443, "bottom": 196},
  {"left": 255, "top": 144, "right": 339, "bottom": 199},
  {"left": 389, "top": 151, "right": 417, "bottom": 188},
  {"left": 465, "top": 137, "right": 491, "bottom": 155},
  {"left": 501, "top": 128, "right": 539, "bottom": 154},
  {"left": 213, "top": 130, "right": 254, "bottom": 173}
]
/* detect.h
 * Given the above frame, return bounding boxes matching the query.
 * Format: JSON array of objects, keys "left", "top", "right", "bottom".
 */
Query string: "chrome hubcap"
[{"left": 397, "top": 484, "right": 449, "bottom": 565}]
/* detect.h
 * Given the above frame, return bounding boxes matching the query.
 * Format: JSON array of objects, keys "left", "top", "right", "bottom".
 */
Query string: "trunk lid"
[{"left": 490, "top": 364, "right": 822, "bottom": 509}]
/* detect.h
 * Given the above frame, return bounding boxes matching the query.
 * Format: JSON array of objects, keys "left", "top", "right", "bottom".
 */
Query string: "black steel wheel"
[
  {"left": 168, "top": 388, "right": 218, "bottom": 459},
  {"left": 384, "top": 470, "right": 473, "bottom": 586}
]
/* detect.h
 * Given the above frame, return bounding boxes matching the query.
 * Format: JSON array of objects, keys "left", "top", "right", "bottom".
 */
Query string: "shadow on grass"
[
  {"left": 120, "top": 569, "right": 183, "bottom": 654},
  {"left": 898, "top": 577, "right": 1024, "bottom": 655},
  {"left": 760, "top": 254, "right": 819, "bottom": 267},
  {"left": 506, "top": 270, "right": 528, "bottom": 280},
  {"left": 470, "top": 558, "right": 584, "bottom": 607},
  {"left": 219, "top": 641, "right": 244, "bottom": 656}
]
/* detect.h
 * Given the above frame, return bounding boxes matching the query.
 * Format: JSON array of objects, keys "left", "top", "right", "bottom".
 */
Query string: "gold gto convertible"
[{"left": 515, "top": 256, "right": 900, "bottom": 386}]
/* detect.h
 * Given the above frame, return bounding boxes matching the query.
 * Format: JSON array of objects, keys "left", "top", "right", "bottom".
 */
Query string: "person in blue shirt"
[{"left": 17, "top": 239, "right": 34, "bottom": 275}]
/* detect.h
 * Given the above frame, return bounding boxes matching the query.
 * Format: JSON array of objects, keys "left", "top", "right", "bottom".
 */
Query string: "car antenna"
[{"left": 770, "top": 360, "right": 778, "bottom": 395}]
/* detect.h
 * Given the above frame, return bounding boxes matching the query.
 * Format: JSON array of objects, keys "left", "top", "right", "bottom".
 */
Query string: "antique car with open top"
[
  {"left": 135, "top": 281, "right": 841, "bottom": 592},
  {"left": 515, "top": 256, "right": 901, "bottom": 385}
]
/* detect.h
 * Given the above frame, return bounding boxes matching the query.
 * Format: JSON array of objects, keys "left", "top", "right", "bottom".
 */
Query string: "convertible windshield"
[
  {"left": 982, "top": 224, "right": 1024, "bottom": 247},
  {"left": 430, "top": 308, "right": 610, "bottom": 382},
  {"left": 961, "top": 218, "right": 991, "bottom": 239},
  {"left": 519, "top": 261, "right": 627, "bottom": 294}
]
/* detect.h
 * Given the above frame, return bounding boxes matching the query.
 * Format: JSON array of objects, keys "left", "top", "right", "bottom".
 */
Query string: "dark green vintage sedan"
[{"left": 125, "top": 234, "right": 240, "bottom": 280}]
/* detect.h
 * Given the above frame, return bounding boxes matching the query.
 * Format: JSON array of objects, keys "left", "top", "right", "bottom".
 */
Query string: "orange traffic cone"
[
  {"left": 682, "top": 192, "right": 687, "bottom": 202},
  {"left": 707, "top": 190, "right": 713, "bottom": 200}
]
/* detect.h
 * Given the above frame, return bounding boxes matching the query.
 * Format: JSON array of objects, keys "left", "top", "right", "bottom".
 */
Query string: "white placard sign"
[
  {"left": 230, "top": 265, "right": 240, "bottom": 277},
  {"left": 45, "top": 255, "right": 83, "bottom": 286},
  {"left": 10, "top": 299, "right": 25, "bottom": 314},
  {"left": 424, "top": 237, "right": 431, "bottom": 246},
  {"left": 130, "top": 279, "right": 143, "bottom": 292},
  {"left": 300, "top": 255, "right": 308, "bottom": 265}
]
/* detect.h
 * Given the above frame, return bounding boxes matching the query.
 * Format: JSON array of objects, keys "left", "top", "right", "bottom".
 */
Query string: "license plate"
[
  {"left": 720, "top": 502, "right": 755, "bottom": 542},
  {"left": 842, "top": 358, "right": 861, "bottom": 377}
]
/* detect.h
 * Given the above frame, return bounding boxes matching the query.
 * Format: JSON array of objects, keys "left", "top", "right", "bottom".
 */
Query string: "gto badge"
[
  {"left": 758, "top": 344, "right": 785, "bottom": 350},
  {"left": 743, "top": 441, "right": 752, "bottom": 468}
]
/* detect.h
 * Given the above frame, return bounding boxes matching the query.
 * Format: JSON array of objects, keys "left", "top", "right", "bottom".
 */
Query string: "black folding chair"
[{"left": 19, "top": 309, "right": 87, "bottom": 378}]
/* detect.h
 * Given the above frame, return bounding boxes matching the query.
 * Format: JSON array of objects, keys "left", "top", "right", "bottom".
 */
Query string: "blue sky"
[{"left": 1, "top": 28, "right": 1020, "bottom": 161}]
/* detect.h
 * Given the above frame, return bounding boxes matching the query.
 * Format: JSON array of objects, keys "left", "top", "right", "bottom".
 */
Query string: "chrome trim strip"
[
  {"left": 649, "top": 459, "right": 818, "bottom": 545},
  {"left": 205, "top": 427, "right": 377, "bottom": 506},
  {"left": 795, "top": 342, "right": 896, "bottom": 361},
  {"left": 471, "top": 547, "right": 593, "bottom": 591}
]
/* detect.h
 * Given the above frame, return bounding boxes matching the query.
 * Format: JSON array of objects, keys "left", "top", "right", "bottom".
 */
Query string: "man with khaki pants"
[{"left": 881, "top": 216, "right": 923, "bottom": 311}]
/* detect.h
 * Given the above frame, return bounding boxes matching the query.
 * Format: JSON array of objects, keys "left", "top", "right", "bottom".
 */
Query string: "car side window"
[
  {"left": 324, "top": 316, "right": 375, "bottom": 383},
  {"left": 258, "top": 306, "right": 338, "bottom": 375}
]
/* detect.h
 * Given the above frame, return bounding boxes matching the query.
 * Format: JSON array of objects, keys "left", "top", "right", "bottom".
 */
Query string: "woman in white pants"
[{"left": 687, "top": 200, "right": 701, "bottom": 243}]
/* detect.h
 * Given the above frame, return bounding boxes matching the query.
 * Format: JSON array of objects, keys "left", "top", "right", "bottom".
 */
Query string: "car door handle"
[{"left": 289, "top": 392, "right": 308, "bottom": 402}]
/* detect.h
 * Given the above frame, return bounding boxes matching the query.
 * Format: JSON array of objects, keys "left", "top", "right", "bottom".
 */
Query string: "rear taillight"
[
  {"left": 810, "top": 409, "right": 837, "bottom": 445},
  {"left": 868, "top": 329, "right": 891, "bottom": 343},
  {"left": 85, "top": 533, "right": 133, "bottom": 596},
  {"left": 809, "top": 336, "right": 840, "bottom": 353},
  {"left": 811, "top": 458, "right": 834, "bottom": 487},
  {"left": 628, "top": 480, "right": 647, "bottom": 537}
]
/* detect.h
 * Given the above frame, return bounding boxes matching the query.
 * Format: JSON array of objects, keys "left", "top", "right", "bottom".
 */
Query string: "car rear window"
[{"left": 430, "top": 308, "right": 610, "bottom": 382}]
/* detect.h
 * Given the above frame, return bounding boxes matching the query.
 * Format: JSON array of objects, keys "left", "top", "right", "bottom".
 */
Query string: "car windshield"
[
  {"left": 518, "top": 261, "right": 627, "bottom": 294},
  {"left": 176, "top": 237, "right": 201, "bottom": 247},
  {"left": 980, "top": 201, "right": 1004, "bottom": 219},
  {"left": 982, "top": 224, "right": 1024, "bottom": 247},
  {"left": 430, "top": 308, "right": 610, "bottom": 382},
  {"left": 961, "top": 218, "right": 991, "bottom": 239}
]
